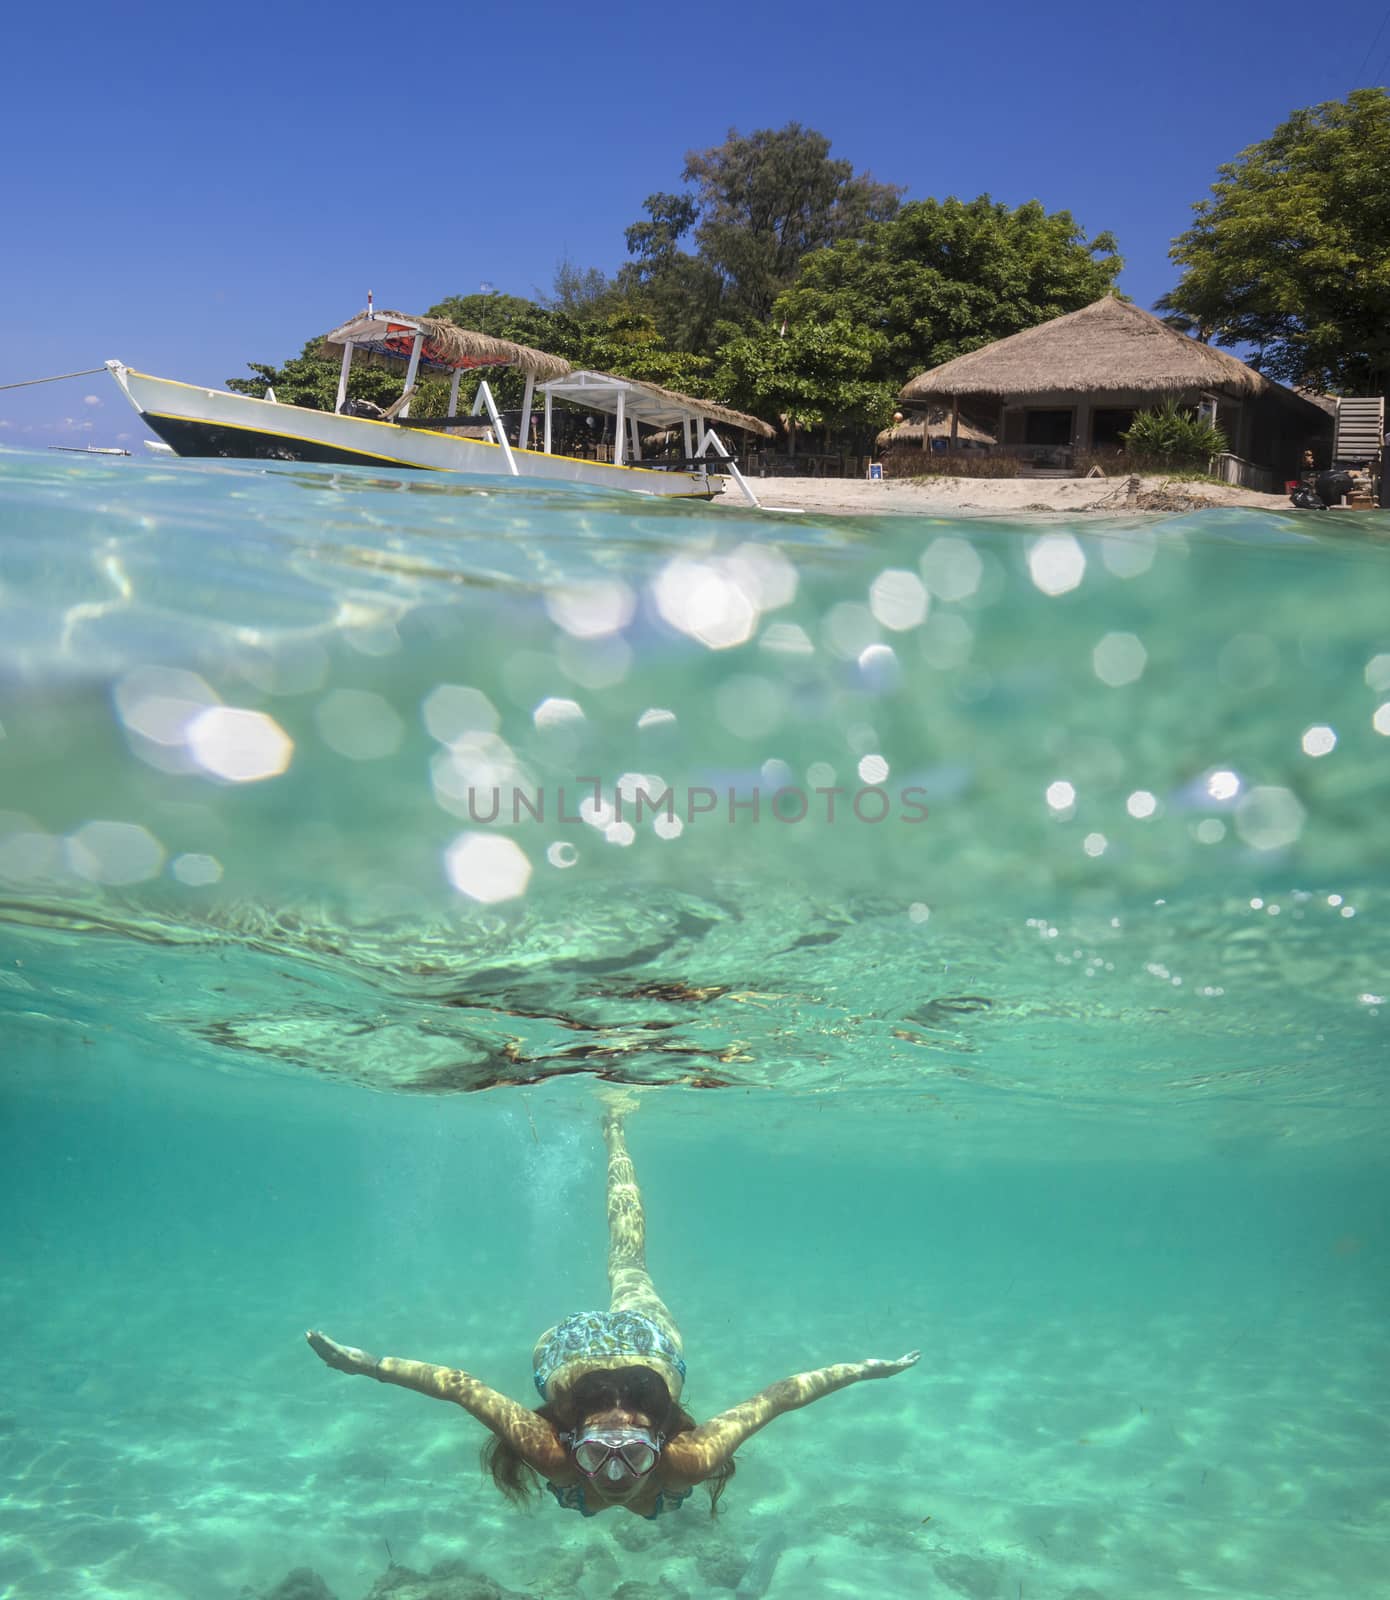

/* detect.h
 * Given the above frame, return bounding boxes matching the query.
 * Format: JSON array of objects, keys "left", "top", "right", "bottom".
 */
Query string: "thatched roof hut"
[
  {"left": 896, "top": 295, "right": 1331, "bottom": 479},
  {"left": 899, "top": 295, "right": 1274, "bottom": 403},
  {"left": 320, "top": 310, "right": 571, "bottom": 382}
]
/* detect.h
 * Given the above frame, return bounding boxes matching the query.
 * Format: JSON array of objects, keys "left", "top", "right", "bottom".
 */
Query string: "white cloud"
[{"left": 83, "top": 394, "right": 102, "bottom": 408}]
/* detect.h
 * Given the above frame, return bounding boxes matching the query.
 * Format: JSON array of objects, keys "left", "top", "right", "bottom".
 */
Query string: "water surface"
[{"left": 1, "top": 448, "right": 1387, "bottom": 1599}]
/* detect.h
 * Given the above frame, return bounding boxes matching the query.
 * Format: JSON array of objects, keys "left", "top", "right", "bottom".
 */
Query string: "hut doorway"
[
  {"left": 1024, "top": 409, "right": 1073, "bottom": 446},
  {"left": 1091, "top": 408, "right": 1135, "bottom": 448}
]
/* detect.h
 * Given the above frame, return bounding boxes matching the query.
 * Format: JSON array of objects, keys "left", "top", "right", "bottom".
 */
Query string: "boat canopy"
[
  {"left": 538, "top": 370, "right": 771, "bottom": 507},
  {"left": 539, "top": 370, "right": 774, "bottom": 438},
  {"left": 320, "top": 310, "right": 570, "bottom": 381}
]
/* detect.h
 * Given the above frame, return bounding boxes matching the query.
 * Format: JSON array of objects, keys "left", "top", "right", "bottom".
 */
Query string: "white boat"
[{"left": 106, "top": 306, "right": 772, "bottom": 503}]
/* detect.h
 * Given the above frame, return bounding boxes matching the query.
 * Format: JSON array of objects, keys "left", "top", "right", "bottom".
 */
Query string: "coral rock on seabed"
[
  {"left": 362, "top": 1559, "right": 526, "bottom": 1600},
  {"left": 695, "top": 1543, "right": 750, "bottom": 1589},
  {"left": 251, "top": 1571, "right": 337, "bottom": 1600},
  {"left": 613, "top": 1582, "right": 683, "bottom": 1600},
  {"left": 933, "top": 1551, "right": 1005, "bottom": 1599}
]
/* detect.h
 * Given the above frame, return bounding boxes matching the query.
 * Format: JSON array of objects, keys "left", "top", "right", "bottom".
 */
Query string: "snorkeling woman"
[{"left": 306, "top": 1102, "right": 919, "bottom": 1518}]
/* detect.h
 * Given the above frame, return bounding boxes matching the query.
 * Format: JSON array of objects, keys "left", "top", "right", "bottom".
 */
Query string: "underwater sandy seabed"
[{"left": 2, "top": 1075, "right": 1385, "bottom": 1600}]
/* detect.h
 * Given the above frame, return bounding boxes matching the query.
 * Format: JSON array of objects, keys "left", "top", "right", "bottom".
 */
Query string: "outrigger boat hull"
[{"left": 105, "top": 364, "right": 721, "bottom": 499}]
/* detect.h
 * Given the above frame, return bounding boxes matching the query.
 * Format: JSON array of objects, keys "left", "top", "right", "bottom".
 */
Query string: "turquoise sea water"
[{"left": 1, "top": 447, "right": 1387, "bottom": 1600}]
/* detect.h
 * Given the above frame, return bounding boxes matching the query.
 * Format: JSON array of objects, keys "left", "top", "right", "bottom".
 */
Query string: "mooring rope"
[{"left": 0, "top": 366, "right": 110, "bottom": 391}]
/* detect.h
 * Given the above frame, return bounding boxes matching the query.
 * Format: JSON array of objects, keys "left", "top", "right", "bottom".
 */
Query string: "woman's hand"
[
  {"left": 862, "top": 1350, "right": 921, "bottom": 1378},
  {"left": 306, "top": 1329, "right": 378, "bottom": 1377}
]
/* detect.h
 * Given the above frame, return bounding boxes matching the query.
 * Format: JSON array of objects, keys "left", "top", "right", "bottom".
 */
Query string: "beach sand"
[{"left": 713, "top": 472, "right": 1296, "bottom": 518}]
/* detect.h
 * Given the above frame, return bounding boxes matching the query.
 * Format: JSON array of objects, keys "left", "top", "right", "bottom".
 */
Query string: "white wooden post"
[
  {"left": 519, "top": 374, "right": 535, "bottom": 451},
  {"left": 476, "top": 380, "right": 519, "bottom": 476},
  {"left": 544, "top": 394, "right": 553, "bottom": 454},
  {"left": 614, "top": 391, "right": 626, "bottom": 465},
  {"left": 334, "top": 340, "right": 355, "bottom": 413},
  {"left": 629, "top": 417, "right": 642, "bottom": 461},
  {"left": 448, "top": 369, "right": 463, "bottom": 418},
  {"left": 683, "top": 418, "right": 694, "bottom": 462},
  {"left": 700, "top": 426, "right": 761, "bottom": 508},
  {"left": 399, "top": 333, "right": 424, "bottom": 419}
]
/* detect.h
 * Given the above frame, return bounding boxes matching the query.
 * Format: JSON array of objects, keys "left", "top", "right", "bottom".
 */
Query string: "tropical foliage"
[
  {"left": 776, "top": 197, "right": 1122, "bottom": 383},
  {"left": 229, "top": 122, "right": 1126, "bottom": 437},
  {"left": 1164, "top": 88, "right": 1390, "bottom": 394},
  {"left": 1120, "top": 401, "right": 1228, "bottom": 471}
]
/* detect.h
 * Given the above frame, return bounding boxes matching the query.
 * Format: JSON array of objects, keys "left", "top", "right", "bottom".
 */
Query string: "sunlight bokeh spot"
[
  {"left": 1028, "top": 534, "right": 1086, "bottom": 596},
  {"left": 1092, "top": 632, "right": 1147, "bottom": 687},
  {"left": 444, "top": 833, "right": 532, "bottom": 902},
  {"left": 67, "top": 820, "right": 166, "bottom": 885},
  {"left": 759, "top": 621, "right": 815, "bottom": 656},
  {"left": 822, "top": 601, "right": 880, "bottom": 661},
  {"left": 652, "top": 558, "right": 759, "bottom": 649},
  {"left": 422, "top": 684, "right": 501, "bottom": 743},
  {"left": 919, "top": 537, "right": 983, "bottom": 601},
  {"left": 869, "top": 568, "right": 928, "bottom": 630},
  {"left": 314, "top": 689, "right": 403, "bottom": 760},
  {"left": 171, "top": 852, "right": 224, "bottom": 886},
  {"left": 1235, "top": 785, "right": 1306, "bottom": 851},
  {"left": 545, "top": 578, "right": 636, "bottom": 638},
  {"left": 534, "top": 697, "right": 585, "bottom": 729},
  {"left": 187, "top": 707, "right": 292, "bottom": 783},
  {"left": 857, "top": 643, "right": 901, "bottom": 692}
]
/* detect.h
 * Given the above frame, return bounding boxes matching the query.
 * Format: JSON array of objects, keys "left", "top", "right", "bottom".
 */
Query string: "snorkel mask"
[{"left": 563, "top": 1425, "right": 663, "bottom": 1485}]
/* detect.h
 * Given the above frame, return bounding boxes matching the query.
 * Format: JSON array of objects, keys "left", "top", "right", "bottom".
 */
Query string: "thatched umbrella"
[
  {"left": 320, "top": 310, "right": 571, "bottom": 381},
  {"left": 899, "top": 295, "right": 1271, "bottom": 405},
  {"left": 876, "top": 411, "right": 994, "bottom": 449}
]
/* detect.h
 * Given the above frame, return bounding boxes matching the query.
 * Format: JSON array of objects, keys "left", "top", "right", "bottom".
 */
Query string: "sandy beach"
[{"left": 718, "top": 472, "right": 1297, "bottom": 517}]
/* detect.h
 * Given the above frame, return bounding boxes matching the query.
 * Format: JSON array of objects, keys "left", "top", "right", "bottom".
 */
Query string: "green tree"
[
  {"left": 775, "top": 196, "right": 1122, "bottom": 383},
  {"left": 623, "top": 124, "right": 903, "bottom": 341},
  {"left": 611, "top": 193, "right": 728, "bottom": 354},
  {"left": 546, "top": 259, "right": 614, "bottom": 314},
  {"left": 567, "top": 306, "right": 712, "bottom": 389},
  {"left": 1164, "top": 88, "right": 1390, "bottom": 394},
  {"left": 713, "top": 317, "right": 896, "bottom": 437}
]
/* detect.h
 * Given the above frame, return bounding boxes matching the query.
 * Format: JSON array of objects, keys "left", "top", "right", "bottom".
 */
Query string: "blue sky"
[{"left": 3, "top": 0, "right": 1386, "bottom": 446}]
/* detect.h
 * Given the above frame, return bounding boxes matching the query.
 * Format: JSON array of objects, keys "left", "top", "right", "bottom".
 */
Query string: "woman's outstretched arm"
[
  {"left": 305, "top": 1330, "right": 567, "bottom": 1475},
  {"left": 661, "top": 1350, "right": 920, "bottom": 1482}
]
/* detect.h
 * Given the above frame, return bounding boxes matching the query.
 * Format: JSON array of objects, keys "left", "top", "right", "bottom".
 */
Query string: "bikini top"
[{"left": 545, "top": 1478, "right": 693, "bottom": 1519}]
